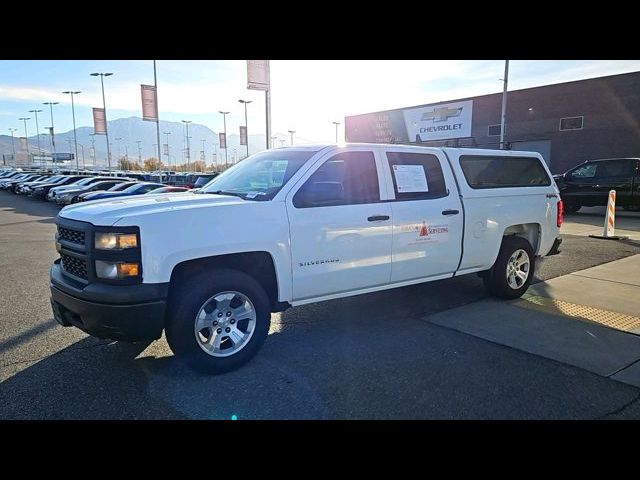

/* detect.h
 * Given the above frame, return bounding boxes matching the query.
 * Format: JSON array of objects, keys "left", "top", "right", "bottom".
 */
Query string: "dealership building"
[{"left": 344, "top": 70, "right": 640, "bottom": 174}]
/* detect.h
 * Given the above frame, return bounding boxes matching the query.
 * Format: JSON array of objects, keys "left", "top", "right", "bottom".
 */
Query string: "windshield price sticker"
[{"left": 393, "top": 165, "right": 429, "bottom": 193}]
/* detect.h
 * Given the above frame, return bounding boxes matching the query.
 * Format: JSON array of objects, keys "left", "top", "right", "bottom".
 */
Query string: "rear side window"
[
  {"left": 459, "top": 155, "right": 551, "bottom": 189},
  {"left": 293, "top": 151, "right": 379, "bottom": 208},
  {"left": 386, "top": 152, "right": 447, "bottom": 200},
  {"left": 595, "top": 159, "right": 637, "bottom": 178}
]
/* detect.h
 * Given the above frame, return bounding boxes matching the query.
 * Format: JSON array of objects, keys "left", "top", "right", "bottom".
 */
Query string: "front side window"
[
  {"left": 202, "top": 150, "right": 318, "bottom": 200},
  {"left": 460, "top": 155, "right": 551, "bottom": 188},
  {"left": 293, "top": 151, "right": 379, "bottom": 208},
  {"left": 569, "top": 163, "right": 597, "bottom": 178}
]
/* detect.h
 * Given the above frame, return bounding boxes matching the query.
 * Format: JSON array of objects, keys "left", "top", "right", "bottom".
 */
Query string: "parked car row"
[{"left": 0, "top": 168, "right": 218, "bottom": 206}]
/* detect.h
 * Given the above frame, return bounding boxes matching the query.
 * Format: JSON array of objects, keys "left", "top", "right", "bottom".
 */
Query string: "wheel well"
[
  {"left": 169, "top": 251, "right": 280, "bottom": 311},
  {"left": 503, "top": 223, "right": 540, "bottom": 254}
]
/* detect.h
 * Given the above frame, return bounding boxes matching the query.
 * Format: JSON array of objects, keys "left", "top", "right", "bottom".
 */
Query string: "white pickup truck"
[{"left": 50, "top": 144, "right": 563, "bottom": 373}]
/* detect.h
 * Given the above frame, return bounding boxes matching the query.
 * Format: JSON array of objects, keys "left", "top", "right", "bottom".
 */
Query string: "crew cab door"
[
  {"left": 591, "top": 159, "right": 637, "bottom": 207},
  {"left": 286, "top": 148, "right": 392, "bottom": 301},
  {"left": 380, "top": 148, "right": 463, "bottom": 283}
]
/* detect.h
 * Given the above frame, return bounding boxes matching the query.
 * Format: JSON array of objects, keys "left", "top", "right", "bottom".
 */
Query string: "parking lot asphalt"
[{"left": 1, "top": 192, "right": 640, "bottom": 419}]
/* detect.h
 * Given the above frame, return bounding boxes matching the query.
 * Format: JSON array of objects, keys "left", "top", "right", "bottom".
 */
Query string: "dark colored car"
[
  {"left": 146, "top": 186, "right": 191, "bottom": 194},
  {"left": 30, "top": 176, "right": 93, "bottom": 200},
  {"left": 79, "top": 182, "right": 165, "bottom": 201},
  {"left": 0, "top": 174, "right": 43, "bottom": 191},
  {"left": 554, "top": 158, "right": 640, "bottom": 213},
  {"left": 78, "top": 182, "right": 140, "bottom": 202},
  {"left": 58, "top": 180, "right": 131, "bottom": 205},
  {"left": 193, "top": 174, "right": 219, "bottom": 189}
]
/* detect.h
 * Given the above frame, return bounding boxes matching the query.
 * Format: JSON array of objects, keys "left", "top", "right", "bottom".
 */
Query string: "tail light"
[{"left": 557, "top": 200, "right": 564, "bottom": 227}]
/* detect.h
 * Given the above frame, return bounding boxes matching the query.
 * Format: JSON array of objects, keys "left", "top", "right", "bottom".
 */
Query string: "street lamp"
[
  {"left": 238, "top": 99, "right": 252, "bottom": 158},
  {"left": 90, "top": 72, "right": 113, "bottom": 170},
  {"left": 218, "top": 111, "right": 229, "bottom": 167},
  {"left": 332, "top": 121, "right": 341, "bottom": 143},
  {"left": 182, "top": 120, "right": 192, "bottom": 171},
  {"left": 163, "top": 131, "right": 171, "bottom": 167},
  {"left": 43, "top": 101, "right": 59, "bottom": 167},
  {"left": 201, "top": 139, "right": 207, "bottom": 169},
  {"left": 78, "top": 144, "right": 85, "bottom": 169},
  {"left": 115, "top": 137, "right": 123, "bottom": 163},
  {"left": 19, "top": 117, "right": 31, "bottom": 157},
  {"left": 8, "top": 128, "right": 17, "bottom": 164},
  {"left": 28, "top": 109, "right": 43, "bottom": 165},
  {"left": 288, "top": 129, "right": 295, "bottom": 146},
  {"left": 62, "top": 90, "right": 81, "bottom": 169}
]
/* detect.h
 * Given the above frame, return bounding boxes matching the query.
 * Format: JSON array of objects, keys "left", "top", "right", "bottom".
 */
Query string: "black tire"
[
  {"left": 165, "top": 268, "right": 271, "bottom": 374},
  {"left": 483, "top": 236, "right": 535, "bottom": 300}
]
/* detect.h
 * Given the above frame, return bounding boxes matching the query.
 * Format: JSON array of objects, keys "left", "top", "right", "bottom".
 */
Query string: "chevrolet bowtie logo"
[{"left": 420, "top": 107, "right": 463, "bottom": 122}]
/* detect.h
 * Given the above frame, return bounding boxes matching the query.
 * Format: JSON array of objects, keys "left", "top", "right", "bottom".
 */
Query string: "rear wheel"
[
  {"left": 165, "top": 268, "right": 271, "bottom": 374},
  {"left": 483, "top": 236, "right": 535, "bottom": 299}
]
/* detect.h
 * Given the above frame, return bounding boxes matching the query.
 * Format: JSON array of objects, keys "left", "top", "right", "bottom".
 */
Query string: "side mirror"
[{"left": 301, "top": 181, "right": 344, "bottom": 206}]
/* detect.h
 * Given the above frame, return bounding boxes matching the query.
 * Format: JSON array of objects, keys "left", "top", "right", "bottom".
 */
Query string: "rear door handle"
[
  {"left": 442, "top": 209, "right": 459, "bottom": 216},
  {"left": 367, "top": 215, "right": 390, "bottom": 222}
]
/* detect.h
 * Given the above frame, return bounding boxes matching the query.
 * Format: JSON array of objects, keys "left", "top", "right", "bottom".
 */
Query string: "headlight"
[
  {"left": 95, "top": 232, "right": 138, "bottom": 250},
  {"left": 95, "top": 260, "right": 139, "bottom": 279}
]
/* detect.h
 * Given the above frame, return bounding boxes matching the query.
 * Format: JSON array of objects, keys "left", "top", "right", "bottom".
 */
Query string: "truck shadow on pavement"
[{"left": 3, "top": 272, "right": 638, "bottom": 420}]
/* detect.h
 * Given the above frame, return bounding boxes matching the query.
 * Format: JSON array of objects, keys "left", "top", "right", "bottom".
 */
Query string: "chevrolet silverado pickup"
[{"left": 50, "top": 144, "right": 563, "bottom": 373}]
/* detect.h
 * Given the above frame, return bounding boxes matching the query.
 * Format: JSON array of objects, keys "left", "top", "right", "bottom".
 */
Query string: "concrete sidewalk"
[{"left": 424, "top": 254, "right": 640, "bottom": 388}]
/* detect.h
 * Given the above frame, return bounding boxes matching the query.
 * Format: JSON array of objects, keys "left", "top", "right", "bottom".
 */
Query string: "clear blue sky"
[{"left": 1, "top": 60, "right": 639, "bottom": 144}]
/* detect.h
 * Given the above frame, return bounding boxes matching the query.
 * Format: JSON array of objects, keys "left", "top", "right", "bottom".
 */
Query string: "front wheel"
[
  {"left": 165, "top": 268, "right": 271, "bottom": 374},
  {"left": 483, "top": 236, "right": 535, "bottom": 299}
]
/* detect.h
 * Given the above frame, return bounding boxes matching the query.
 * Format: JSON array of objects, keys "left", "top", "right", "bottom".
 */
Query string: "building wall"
[{"left": 345, "top": 71, "right": 640, "bottom": 174}]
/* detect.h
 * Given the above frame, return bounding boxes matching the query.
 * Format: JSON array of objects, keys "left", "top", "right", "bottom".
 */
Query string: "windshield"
[{"left": 202, "top": 150, "right": 317, "bottom": 200}]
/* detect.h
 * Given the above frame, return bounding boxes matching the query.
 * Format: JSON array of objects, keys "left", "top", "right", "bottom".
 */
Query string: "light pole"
[
  {"left": 89, "top": 134, "right": 96, "bottom": 165},
  {"left": 136, "top": 140, "right": 142, "bottom": 163},
  {"left": 8, "top": 128, "right": 17, "bottom": 165},
  {"left": 163, "top": 131, "right": 171, "bottom": 168},
  {"left": 90, "top": 72, "right": 113, "bottom": 170},
  {"left": 500, "top": 60, "right": 510, "bottom": 149},
  {"left": 238, "top": 99, "right": 252, "bottom": 158},
  {"left": 28, "top": 109, "right": 43, "bottom": 164},
  {"left": 19, "top": 117, "right": 30, "bottom": 158},
  {"left": 182, "top": 120, "right": 192, "bottom": 171},
  {"left": 66, "top": 138, "right": 74, "bottom": 169},
  {"left": 43, "top": 101, "right": 59, "bottom": 167},
  {"left": 115, "top": 137, "right": 123, "bottom": 164},
  {"left": 218, "top": 111, "right": 229, "bottom": 167},
  {"left": 62, "top": 90, "right": 81, "bottom": 169},
  {"left": 78, "top": 144, "right": 85, "bottom": 169},
  {"left": 332, "top": 121, "right": 341, "bottom": 143},
  {"left": 271, "top": 136, "right": 277, "bottom": 148},
  {"left": 288, "top": 129, "right": 295, "bottom": 146},
  {"left": 201, "top": 139, "right": 206, "bottom": 169}
]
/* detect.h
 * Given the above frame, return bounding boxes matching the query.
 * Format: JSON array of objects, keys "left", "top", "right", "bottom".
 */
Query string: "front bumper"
[{"left": 50, "top": 262, "right": 168, "bottom": 341}]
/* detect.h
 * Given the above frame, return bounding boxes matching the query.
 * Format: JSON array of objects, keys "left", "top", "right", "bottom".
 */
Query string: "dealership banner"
[
  {"left": 19, "top": 137, "right": 28, "bottom": 150},
  {"left": 403, "top": 100, "right": 473, "bottom": 142},
  {"left": 92, "top": 108, "right": 106, "bottom": 134},
  {"left": 239, "top": 126, "right": 247, "bottom": 145},
  {"left": 141, "top": 85, "right": 158, "bottom": 121},
  {"left": 219, "top": 132, "right": 227, "bottom": 149},
  {"left": 247, "top": 60, "right": 270, "bottom": 91}
]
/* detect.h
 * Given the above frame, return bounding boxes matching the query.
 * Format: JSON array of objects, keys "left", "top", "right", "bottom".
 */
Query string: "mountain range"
[{"left": 1, "top": 117, "right": 314, "bottom": 167}]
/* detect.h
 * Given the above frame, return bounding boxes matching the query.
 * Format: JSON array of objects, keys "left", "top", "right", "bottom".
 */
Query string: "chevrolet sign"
[{"left": 403, "top": 100, "right": 473, "bottom": 142}]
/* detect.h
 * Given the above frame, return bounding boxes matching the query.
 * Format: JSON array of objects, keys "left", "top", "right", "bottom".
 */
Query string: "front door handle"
[
  {"left": 368, "top": 215, "right": 390, "bottom": 222},
  {"left": 442, "top": 209, "right": 460, "bottom": 216}
]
